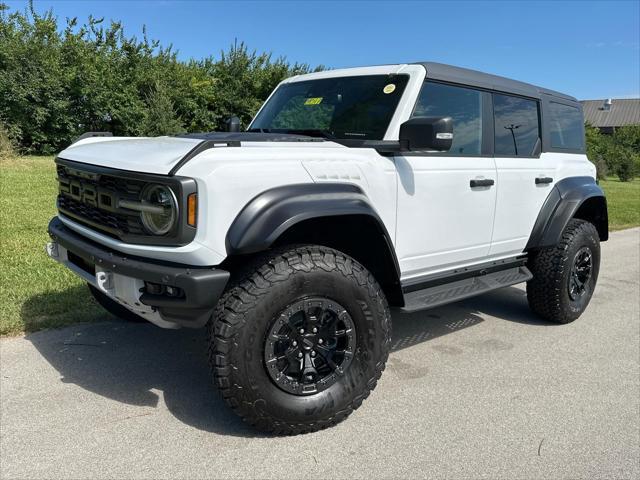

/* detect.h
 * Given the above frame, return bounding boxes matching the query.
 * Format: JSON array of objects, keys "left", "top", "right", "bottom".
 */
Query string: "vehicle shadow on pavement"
[{"left": 23, "top": 285, "right": 548, "bottom": 437}]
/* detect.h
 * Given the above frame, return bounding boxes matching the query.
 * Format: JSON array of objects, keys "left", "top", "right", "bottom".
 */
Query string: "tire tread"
[
  {"left": 526, "top": 218, "right": 599, "bottom": 323},
  {"left": 207, "top": 244, "right": 391, "bottom": 435}
]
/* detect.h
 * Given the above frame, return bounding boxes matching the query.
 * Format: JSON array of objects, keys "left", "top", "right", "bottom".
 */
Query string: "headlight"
[{"left": 140, "top": 184, "right": 178, "bottom": 235}]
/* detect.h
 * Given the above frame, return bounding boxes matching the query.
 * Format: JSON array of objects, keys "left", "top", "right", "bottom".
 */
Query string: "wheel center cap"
[{"left": 302, "top": 337, "right": 315, "bottom": 350}]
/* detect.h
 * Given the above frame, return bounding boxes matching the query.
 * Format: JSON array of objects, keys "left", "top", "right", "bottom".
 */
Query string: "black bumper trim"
[{"left": 48, "top": 217, "right": 229, "bottom": 327}]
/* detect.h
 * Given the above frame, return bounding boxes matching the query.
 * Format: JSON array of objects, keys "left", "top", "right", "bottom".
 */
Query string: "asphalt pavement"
[{"left": 1, "top": 228, "right": 639, "bottom": 479}]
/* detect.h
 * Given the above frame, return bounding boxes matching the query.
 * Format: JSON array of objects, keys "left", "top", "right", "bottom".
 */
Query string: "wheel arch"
[
  {"left": 225, "top": 183, "right": 403, "bottom": 306},
  {"left": 526, "top": 176, "right": 609, "bottom": 251}
]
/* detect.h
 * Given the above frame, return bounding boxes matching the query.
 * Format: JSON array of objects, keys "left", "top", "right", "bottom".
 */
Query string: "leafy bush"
[
  {"left": 0, "top": 2, "right": 317, "bottom": 154},
  {"left": 586, "top": 124, "right": 640, "bottom": 182}
]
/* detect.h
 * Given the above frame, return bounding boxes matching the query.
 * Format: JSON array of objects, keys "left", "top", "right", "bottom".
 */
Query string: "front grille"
[
  {"left": 56, "top": 163, "right": 147, "bottom": 239},
  {"left": 57, "top": 196, "right": 145, "bottom": 236}
]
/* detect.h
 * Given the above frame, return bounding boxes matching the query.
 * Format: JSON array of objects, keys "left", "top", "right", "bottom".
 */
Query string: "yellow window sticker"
[
  {"left": 383, "top": 84, "right": 396, "bottom": 94},
  {"left": 304, "top": 97, "right": 323, "bottom": 105}
]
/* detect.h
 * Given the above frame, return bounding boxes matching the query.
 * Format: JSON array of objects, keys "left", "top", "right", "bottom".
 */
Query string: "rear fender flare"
[{"left": 526, "top": 176, "right": 608, "bottom": 250}]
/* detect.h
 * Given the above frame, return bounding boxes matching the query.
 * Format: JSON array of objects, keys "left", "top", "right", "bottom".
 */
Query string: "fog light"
[
  {"left": 144, "top": 282, "right": 183, "bottom": 298},
  {"left": 145, "top": 282, "right": 164, "bottom": 295}
]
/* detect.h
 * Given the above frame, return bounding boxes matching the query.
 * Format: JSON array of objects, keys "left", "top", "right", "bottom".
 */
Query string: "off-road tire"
[
  {"left": 87, "top": 284, "right": 147, "bottom": 323},
  {"left": 208, "top": 245, "right": 392, "bottom": 435},
  {"left": 526, "top": 219, "right": 600, "bottom": 324}
]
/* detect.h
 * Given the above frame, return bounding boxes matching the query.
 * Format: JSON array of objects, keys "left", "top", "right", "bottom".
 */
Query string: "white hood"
[
  {"left": 57, "top": 133, "right": 337, "bottom": 175},
  {"left": 58, "top": 136, "right": 204, "bottom": 175}
]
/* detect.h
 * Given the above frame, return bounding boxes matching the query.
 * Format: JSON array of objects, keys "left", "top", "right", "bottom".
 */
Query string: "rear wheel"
[
  {"left": 87, "top": 284, "right": 147, "bottom": 323},
  {"left": 208, "top": 245, "right": 391, "bottom": 435},
  {"left": 527, "top": 219, "right": 600, "bottom": 324}
]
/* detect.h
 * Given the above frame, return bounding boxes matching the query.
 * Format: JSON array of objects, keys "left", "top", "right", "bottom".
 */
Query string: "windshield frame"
[{"left": 248, "top": 73, "right": 413, "bottom": 141}]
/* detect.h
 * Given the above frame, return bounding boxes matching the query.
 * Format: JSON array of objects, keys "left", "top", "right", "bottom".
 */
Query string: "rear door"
[
  {"left": 489, "top": 93, "right": 556, "bottom": 257},
  {"left": 394, "top": 81, "right": 497, "bottom": 280}
]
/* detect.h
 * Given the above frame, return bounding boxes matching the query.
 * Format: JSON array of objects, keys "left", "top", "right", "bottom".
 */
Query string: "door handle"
[
  {"left": 470, "top": 179, "right": 495, "bottom": 188},
  {"left": 535, "top": 176, "right": 554, "bottom": 185}
]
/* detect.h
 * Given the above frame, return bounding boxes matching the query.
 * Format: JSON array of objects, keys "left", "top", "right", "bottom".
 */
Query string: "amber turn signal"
[{"left": 187, "top": 193, "right": 197, "bottom": 227}]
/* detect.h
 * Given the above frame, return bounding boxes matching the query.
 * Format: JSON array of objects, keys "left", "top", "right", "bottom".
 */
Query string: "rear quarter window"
[{"left": 548, "top": 102, "right": 584, "bottom": 150}]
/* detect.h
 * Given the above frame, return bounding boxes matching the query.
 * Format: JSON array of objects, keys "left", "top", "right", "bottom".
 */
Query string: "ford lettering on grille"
[{"left": 56, "top": 164, "right": 146, "bottom": 238}]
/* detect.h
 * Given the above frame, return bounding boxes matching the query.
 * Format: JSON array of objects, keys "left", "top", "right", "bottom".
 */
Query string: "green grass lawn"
[
  {"left": 599, "top": 176, "right": 640, "bottom": 230},
  {"left": 1, "top": 156, "right": 639, "bottom": 336},
  {"left": 0, "top": 156, "right": 106, "bottom": 335}
]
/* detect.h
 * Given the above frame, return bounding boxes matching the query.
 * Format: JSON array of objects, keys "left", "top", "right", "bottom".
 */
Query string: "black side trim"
[
  {"left": 168, "top": 139, "right": 240, "bottom": 176},
  {"left": 402, "top": 256, "right": 527, "bottom": 294},
  {"left": 225, "top": 182, "right": 401, "bottom": 275},
  {"left": 170, "top": 131, "right": 325, "bottom": 174},
  {"left": 48, "top": 217, "right": 229, "bottom": 328},
  {"left": 526, "top": 176, "right": 608, "bottom": 250}
]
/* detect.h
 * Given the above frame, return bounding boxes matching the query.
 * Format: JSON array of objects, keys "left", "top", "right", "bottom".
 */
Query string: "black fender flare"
[
  {"left": 225, "top": 183, "right": 401, "bottom": 275},
  {"left": 526, "top": 176, "right": 608, "bottom": 250}
]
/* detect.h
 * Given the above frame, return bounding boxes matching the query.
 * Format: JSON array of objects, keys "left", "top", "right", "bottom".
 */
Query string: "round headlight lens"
[{"left": 140, "top": 184, "right": 178, "bottom": 235}]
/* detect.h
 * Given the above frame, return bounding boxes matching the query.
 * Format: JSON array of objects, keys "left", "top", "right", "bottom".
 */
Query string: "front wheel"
[
  {"left": 527, "top": 218, "right": 601, "bottom": 324},
  {"left": 208, "top": 245, "right": 391, "bottom": 435}
]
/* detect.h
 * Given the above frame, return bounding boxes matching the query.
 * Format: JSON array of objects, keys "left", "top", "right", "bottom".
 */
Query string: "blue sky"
[{"left": 5, "top": 0, "right": 640, "bottom": 99}]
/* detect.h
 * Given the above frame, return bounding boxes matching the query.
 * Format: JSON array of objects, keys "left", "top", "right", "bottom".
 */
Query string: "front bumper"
[{"left": 47, "top": 217, "right": 229, "bottom": 328}]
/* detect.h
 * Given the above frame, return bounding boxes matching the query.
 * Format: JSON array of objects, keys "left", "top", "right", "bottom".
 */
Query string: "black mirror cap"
[
  {"left": 399, "top": 116, "right": 453, "bottom": 152},
  {"left": 225, "top": 116, "right": 241, "bottom": 133}
]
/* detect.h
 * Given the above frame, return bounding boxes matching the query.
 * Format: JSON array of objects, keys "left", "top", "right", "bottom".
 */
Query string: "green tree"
[
  {"left": 0, "top": 121, "right": 15, "bottom": 160},
  {"left": 141, "top": 80, "right": 185, "bottom": 136},
  {"left": 0, "top": 3, "right": 317, "bottom": 153},
  {"left": 585, "top": 124, "right": 640, "bottom": 182},
  {"left": 585, "top": 124, "right": 611, "bottom": 180}
]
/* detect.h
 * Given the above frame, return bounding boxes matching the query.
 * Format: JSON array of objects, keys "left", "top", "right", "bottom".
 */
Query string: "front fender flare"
[{"left": 226, "top": 183, "right": 395, "bottom": 258}]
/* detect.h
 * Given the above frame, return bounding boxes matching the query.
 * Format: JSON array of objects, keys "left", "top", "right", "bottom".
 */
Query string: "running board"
[{"left": 401, "top": 266, "right": 532, "bottom": 313}]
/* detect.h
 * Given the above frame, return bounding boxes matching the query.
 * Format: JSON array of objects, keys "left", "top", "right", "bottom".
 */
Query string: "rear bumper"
[{"left": 47, "top": 217, "right": 229, "bottom": 328}]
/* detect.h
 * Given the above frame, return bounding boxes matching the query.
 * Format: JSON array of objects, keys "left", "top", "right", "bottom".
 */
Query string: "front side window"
[
  {"left": 412, "top": 82, "right": 483, "bottom": 155},
  {"left": 493, "top": 94, "right": 540, "bottom": 156},
  {"left": 250, "top": 75, "right": 409, "bottom": 140},
  {"left": 548, "top": 102, "right": 584, "bottom": 150}
]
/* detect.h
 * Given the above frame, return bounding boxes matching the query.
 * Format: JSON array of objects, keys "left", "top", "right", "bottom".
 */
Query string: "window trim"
[
  {"left": 402, "top": 79, "right": 584, "bottom": 158},
  {"left": 252, "top": 73, "right": 411, "bottom": 141},
  {"left": 544, "top": 99, "right": 586, "bottom": 153},
  {"left": 407, "top": 80, "right": 492, "bottom": 158},
  {"left": 491, "top": 91, "right": 542, "bottom": 159}
]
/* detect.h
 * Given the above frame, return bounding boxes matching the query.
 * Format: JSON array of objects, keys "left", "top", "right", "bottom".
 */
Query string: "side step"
[{"left": 401, "top": 266, "right": 532, "bottom": 313}]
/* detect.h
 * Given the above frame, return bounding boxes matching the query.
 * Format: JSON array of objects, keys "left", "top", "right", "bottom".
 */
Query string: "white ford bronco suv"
[{"left": 46, "top": 62, "right": 608, "bottom": 434}]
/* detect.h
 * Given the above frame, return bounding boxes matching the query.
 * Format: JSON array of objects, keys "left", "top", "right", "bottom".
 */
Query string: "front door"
[{"left": 394, "top": 81, "right": 497, "bottom": 281}]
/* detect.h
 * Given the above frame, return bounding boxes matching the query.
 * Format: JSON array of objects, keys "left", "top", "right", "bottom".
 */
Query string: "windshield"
[{"left": 249, "top": 74, "right": 409, "bottom": 140}]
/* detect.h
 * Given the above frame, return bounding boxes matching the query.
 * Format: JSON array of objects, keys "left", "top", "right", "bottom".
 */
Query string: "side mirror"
[
  {"left": 399, "top": 117, "right": 453, "bottom": 152},
  {"left": 225, "top": 116, "right": 241, "bottom": 132}
]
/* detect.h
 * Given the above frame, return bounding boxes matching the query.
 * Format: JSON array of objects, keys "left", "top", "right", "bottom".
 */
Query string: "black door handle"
[
  {"left": 535, "top": 176, "right": 553, "bottom": 185},
  {"left": 470, "top": 179, "right": 495, "bottom": 188}
]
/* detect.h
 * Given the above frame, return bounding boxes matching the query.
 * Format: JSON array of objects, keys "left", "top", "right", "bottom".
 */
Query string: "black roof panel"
[{"left": 414, "top": 62, "right": 577, "bottom": 102}]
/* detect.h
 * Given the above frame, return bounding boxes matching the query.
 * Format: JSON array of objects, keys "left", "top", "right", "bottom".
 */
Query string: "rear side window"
[
  {"left": 493, "top": 94, "right": 540, "bottom": 156},
  {"left": 548, "top": 102, "right": 584, "bottom": 150},
  {"left": 412, "top": 82, "right": 483, "bottom": 155}
]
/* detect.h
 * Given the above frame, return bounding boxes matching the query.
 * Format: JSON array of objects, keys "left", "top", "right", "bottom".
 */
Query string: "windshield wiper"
[{"left": 246, "top": 128, "right": 271, "bottom": 133}]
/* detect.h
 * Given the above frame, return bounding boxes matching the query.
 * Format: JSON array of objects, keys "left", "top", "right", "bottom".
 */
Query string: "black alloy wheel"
[
  {"left": 568, "top": 246, "right": 593, "bottom": 301},
  {"left": 264, "top": 297, "right": 356, "bottom": 395}
]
